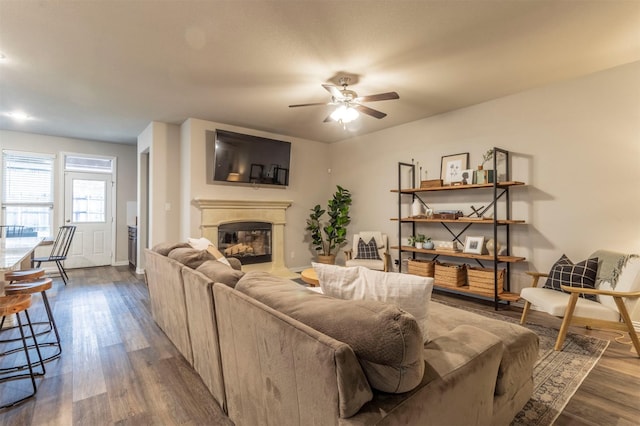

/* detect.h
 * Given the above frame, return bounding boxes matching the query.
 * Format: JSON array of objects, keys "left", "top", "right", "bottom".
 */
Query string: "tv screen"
[{"left": 207, "top": 129, "right": 291, "bottom": 186}]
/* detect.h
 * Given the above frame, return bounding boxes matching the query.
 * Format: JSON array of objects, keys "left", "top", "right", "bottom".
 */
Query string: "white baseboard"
[{"left": 112, "top": 260, "right": 129, "bottom": 267}]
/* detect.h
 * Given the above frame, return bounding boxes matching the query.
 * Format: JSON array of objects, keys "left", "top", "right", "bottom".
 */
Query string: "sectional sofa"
[{"left": 144, "top": 244, "right": 538, "bottom": 425}]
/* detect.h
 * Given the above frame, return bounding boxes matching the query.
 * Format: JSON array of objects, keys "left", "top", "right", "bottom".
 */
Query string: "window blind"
[{"left": 2, "top": 151, "right": 54, "bottom": 203}]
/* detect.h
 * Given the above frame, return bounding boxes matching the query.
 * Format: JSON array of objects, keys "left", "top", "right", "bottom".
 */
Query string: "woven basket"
[
  {"left": 434, "top": 262, "right": 466, "bottom": 287},
  {"left": 467, "top": 267, "right": 505, "bottom": 294},
  {"left": 407, "top": 259, "right": 435, "bottom": 277}
]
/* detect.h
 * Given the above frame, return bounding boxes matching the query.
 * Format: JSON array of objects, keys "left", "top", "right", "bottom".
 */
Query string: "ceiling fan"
[{"left": 289, "top": 77, "right": 399, "bottom": 123}]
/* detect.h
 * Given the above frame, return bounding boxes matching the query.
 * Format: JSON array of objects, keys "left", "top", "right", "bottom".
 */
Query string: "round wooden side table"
[{"left": 300, "top": 268, "right": 319, "bottom": 287}]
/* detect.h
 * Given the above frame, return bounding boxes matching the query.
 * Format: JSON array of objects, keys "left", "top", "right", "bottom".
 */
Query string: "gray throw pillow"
[
  {"left": 152, "top": 241, "right": 190, "bottom": 256},
  {"left": 168, "top": 247, "right": 215, "bottom": 269},
  {"left": 235, "top": 271, "right": 424, "bottom": 393},
  {"left": 196, "top": 260, "right": 245, "bottom": 288}
]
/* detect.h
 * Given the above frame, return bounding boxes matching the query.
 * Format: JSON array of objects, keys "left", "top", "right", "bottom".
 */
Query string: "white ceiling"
[{"left": 1, "top": 1, "right": 639, "bottom": 145}]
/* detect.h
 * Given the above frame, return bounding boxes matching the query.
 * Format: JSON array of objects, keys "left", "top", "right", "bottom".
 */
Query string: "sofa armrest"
[
  {"left": 345, "top": 325, "right": 504, "bottom": 425},
  {"left": 227, "top": 257, "right": 242, "bottom": 271}
]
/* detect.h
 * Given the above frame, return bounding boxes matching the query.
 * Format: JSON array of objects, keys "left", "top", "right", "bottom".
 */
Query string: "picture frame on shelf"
[
  {"left": 461, "top": 169, "right": 475, "bottom": 185},
  {"left": 440, "top": 153, "right": 469, "bottom": 185},
  {"left": 463, "top": 236, "right": 485, "bottom": 254}
]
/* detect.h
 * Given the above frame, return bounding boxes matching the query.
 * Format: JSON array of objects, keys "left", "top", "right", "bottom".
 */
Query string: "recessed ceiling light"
[{"left": 6, "top": 111, "right": 32, "bottom": 121}]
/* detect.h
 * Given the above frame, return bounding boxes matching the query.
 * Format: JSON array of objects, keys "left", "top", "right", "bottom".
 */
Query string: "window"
[
  {"left": 64, "top": 155, "right": 113, "bottom": 173},
  {"left": 2, "top": 150, "right": 55, "bottom": 237}
]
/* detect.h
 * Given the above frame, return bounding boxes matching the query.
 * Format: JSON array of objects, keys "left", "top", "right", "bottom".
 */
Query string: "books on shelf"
[{"left": 434, "top": 240, "right": 462, "bottom": 252}]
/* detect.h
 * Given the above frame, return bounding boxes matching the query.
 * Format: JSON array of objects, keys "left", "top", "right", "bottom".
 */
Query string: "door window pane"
[{"left": 72, "top": 179, "right": 106, "bottom": 223}]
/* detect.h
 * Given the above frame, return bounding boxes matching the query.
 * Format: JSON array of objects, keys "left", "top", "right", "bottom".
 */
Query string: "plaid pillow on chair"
[
  {"left": 355, "top": 237, "right": 381, "bottom": 260},
  {"left": 543, "top": 254, "right": 598, "bottom": 301}
]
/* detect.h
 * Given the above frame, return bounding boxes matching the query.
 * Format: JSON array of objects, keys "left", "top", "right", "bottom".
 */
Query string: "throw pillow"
[
  {"left": 354, "top": 237, "right": 381, "bottom": 260},
  {"left": 196, "top": 260, "right": 244, "bottom": 288},
  {"left": 151, "top": 241, "right": 190, "bottom": 256},
  {"left": 235, "top": 271, "right": 424, "bottom": 394},
  {"left": 314, "top": 263, "right": 434, "bottom": 342},
  {"left": 168, "top": 247, "right": 215, "bottom": 270},
  {"left": 543, "top": 254, "right": 598, "bottom": 301}
]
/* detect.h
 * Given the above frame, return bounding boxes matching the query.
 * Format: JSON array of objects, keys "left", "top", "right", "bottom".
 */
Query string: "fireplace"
[
  {"left": 193, "top": 199, "right": 295, "bottom": 277},
  {"left": 218, "top": 221, "right": 272, "bottom": 265}
]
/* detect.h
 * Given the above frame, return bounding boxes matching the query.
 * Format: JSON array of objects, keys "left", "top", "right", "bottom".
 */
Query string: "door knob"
[{"left": 66, "top": 219, "right": 70, "bottom": 223}]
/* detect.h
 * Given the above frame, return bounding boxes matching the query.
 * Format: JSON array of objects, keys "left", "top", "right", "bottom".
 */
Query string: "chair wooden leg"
[
  {"left": 613, "top": 297, "right": 640, "bottom": 357},
  {"left": 520, "top": 300, "right": 531, "bottom": 325},
  {"left": 555, "top": 292, "right": 579, "bottom": 351}
]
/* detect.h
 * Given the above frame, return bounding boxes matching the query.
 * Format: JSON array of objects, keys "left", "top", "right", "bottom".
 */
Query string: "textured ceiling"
[{"left": 1, "top": 1, "right": 639, "bottom": 144}]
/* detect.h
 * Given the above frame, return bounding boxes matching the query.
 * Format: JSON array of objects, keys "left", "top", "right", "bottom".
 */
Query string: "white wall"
[
  {"left": 0, "top": 130, "right": 137, "bottom": 263},
  {"left": 178, "top": 118, "right": 331, "bottom": 270},
  {"left": 329, "top": 61, "right": 640, "bottom": 294}
]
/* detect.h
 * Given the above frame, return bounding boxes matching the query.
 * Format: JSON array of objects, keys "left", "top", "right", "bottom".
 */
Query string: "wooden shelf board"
[
  {"left": 433, "top": 284, "right": 520, "bottom": 302},
  {"left": 391, "top": 181, "right": 525, "bottom": 193},
  {"left": 391, "top": 217, "right": 525, "bottom": 225},
  {"left": 392, "top": 245, "right": 526, "bottom": 263}
]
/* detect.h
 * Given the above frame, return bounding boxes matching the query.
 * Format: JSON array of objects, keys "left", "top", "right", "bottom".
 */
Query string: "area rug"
[{"left": 434, "top": 299, "right": 609, "bottom": 426}]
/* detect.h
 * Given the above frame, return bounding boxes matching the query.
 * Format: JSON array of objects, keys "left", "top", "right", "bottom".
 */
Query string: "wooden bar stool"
[
  {"left": 1, "top": 278, "right": 61, "bottom": 364},
  {"left": 0, "top": 295, "right": 45, "bottom": 409},
  {"left": 4, "top": 268, "right": 45, "bottom": 283}
]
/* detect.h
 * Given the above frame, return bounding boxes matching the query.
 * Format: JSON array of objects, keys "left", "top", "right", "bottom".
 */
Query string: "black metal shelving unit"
[{"left": 393, "top": 148, "right": 526, "bottom": 310}]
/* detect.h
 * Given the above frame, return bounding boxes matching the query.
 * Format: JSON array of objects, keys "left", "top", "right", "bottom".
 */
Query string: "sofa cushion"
[
  {"left": 314, "top": 263, "right": 433, "bottom": 343},
  {"left": 196, "top": 260, "right": 245, "bottom": 288},
  {"left": 235, "top": 271, "right": 424, "bottom": 393},
  {"left": 168, "top": 247, "right": 215, "bottom": 269},
  {"left": 429, "top": 301, "right": 539, "bottom": 398},
  {"left": 151, "top": 241, "right": 190, "bottom": 256},
  {"left": 543, "top": 254, "right": 598, "bottom": 301}
]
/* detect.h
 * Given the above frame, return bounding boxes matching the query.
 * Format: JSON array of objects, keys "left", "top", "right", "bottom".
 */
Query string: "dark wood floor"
[{"left": 0, "top": 266, "right": 638, "bottom": 425}]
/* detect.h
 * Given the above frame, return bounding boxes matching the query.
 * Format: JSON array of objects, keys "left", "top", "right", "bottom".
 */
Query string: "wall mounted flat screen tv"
[{"left": 207, "top": 129, "right": 291, "bottom": 186}]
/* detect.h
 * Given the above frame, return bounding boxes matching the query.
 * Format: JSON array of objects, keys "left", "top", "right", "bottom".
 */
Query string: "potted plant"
[
  {"left": 423, "top": 237, "right": 434, "bottom": 250},
  {"left": 414, "top": 234, "right": 426, "bottom": 249},
  {"left": 478, "top": 148, "right": 493, "bottom": 170},
  {"left": 306, "top": 185, "right": 352, "bottom": 264}
]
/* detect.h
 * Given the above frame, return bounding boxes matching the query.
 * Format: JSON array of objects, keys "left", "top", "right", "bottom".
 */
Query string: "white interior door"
[{"left": 64, "top": 172, "right": 113, "bottom": 268}]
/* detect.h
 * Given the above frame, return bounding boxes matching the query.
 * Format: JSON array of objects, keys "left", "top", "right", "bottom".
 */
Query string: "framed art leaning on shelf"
[
  {"left": 463, "top": 236, "right": 485, "bottom": 254},
  {"left": 440, "top": 152, "right": 469, "bottom": 185}
]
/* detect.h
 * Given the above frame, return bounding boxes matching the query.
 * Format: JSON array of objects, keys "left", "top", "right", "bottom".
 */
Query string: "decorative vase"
[
  {"left": 411, "top": 199, "right": 423, "bottom": 217},
  {"left": 415, "top": 242, "right": 423, "bottom": 249},
  {"left": 316, "top": 254, "right": 336, "bottom": 265},
  {"left": 423, "top": 241, "right": 434, "bottom": 250},
  {"left": 486, "top": 239, "right": 501, "bottom": 256}
]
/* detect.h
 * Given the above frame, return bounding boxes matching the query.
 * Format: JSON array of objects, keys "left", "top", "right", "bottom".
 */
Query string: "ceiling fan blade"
[
  {"left": 355, "top": 91, "right": 399, "bottom": 102},
  {"left": 353, "top": 104, "right": 387, "bottom": 119},
  {"left": 322, "top": 84, "right": 343, "bottom": 99},
  {"left": 288, "top": 102, "right": 328, "bottom": 108}
]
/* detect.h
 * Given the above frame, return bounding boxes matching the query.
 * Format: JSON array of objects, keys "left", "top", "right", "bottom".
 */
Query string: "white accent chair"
[
  {"left": 344, "top": 232, "right": 390, "bottom": 272},
  {"left": 519, "top": 250, "right": 640, "bottom": 357}
]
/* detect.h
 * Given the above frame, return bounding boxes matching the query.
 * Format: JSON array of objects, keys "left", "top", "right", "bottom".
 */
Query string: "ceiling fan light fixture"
[{"left": 330, "top": 104, "right": 359, "bottom": 123}]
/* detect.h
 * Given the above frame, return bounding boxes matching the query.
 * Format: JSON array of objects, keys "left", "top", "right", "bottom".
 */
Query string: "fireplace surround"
[{"left": 193, "top": 199, "right": 294, "bottom": 277}]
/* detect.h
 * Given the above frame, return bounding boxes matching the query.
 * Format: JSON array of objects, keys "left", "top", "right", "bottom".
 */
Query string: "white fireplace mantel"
[{"left": 193, "top": 199, "right": 295, "bottom": 277}]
